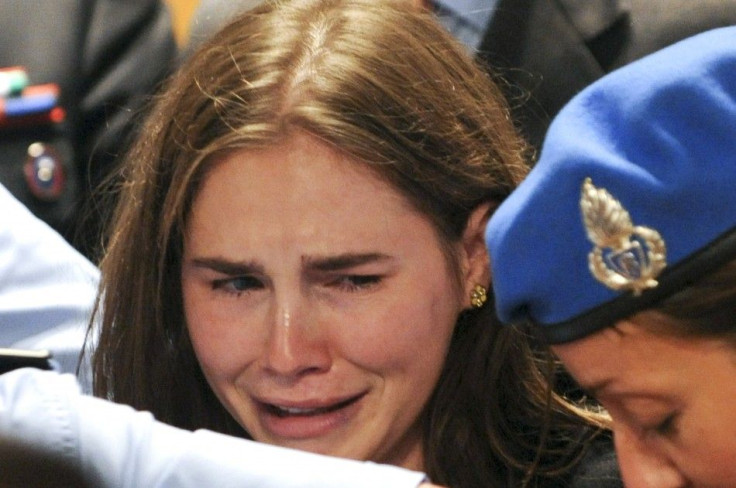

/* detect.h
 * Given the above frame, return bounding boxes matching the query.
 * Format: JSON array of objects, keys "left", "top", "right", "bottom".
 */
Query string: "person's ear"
[{"left": 459, "top": 202, "right": 494, "bottom": 308}]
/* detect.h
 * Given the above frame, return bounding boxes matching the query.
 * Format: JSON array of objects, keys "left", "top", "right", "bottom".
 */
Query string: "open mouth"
[{"left": 264, "top": 393, "right": 365, "bottom": 418}]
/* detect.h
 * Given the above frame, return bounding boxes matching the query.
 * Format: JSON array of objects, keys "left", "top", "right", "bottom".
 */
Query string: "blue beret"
[{"left": 486, "top": 26, "right": 736, "bottom": 344}]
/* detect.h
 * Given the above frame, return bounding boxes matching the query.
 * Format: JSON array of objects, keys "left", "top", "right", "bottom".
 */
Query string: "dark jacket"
[
  {"left": 479, "top": 0, "right": 736, "bottom": 153},
  {"left": 565, "top": 434, "right": 623, "bottom": 488},
  {"left": 0, "top": 0, "right": 176, "bottom": 259}
]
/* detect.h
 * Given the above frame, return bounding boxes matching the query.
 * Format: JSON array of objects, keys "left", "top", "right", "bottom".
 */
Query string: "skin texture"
[
  {"left": 181, "top": 132, "right": 489, "bottom": 471},
  {"left": 553, "top": 311, "right": 736, "bottom": 488}
]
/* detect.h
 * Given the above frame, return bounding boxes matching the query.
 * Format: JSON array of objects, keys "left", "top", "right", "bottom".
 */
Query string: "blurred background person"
[
  {"left": 416, "top": 0, "right": 736, "bottom": 154},
  {"left": 0, "top": 0, "right": 177, "bottom": 261}
]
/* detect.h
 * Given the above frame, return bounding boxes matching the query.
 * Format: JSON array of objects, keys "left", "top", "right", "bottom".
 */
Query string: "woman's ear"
[{"left": 459, "top": 202, "right": 494, "bottom": 308}]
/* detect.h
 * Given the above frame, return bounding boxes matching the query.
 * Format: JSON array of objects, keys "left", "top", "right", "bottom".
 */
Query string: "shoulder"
[{"left": 622, "top": 0, "right": 736, "bottom": 61}]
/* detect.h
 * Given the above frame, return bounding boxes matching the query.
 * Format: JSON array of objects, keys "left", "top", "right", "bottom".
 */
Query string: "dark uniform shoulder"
[{"left": 566, "top": 433, "right": 623, "bottom": 488}]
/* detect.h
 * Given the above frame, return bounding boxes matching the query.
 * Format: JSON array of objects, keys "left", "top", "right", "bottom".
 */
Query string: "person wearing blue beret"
[{"left": 486, "top": 26, "right": 736, "bottom": 487}]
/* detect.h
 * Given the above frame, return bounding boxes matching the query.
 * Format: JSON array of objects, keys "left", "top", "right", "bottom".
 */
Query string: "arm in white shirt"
[
  {"left": 0, "top": 183, "right": 99, "bottom": 377},
  {"left": 0, "top": 368, "right": 428, "bottom": 488}
]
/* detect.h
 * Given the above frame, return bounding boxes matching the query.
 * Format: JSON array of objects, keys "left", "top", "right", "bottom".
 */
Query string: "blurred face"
[
  {"left": 181, "top": 133, "right": 481, "bottom": 470},
  {"left": 553, "top": 312, "right": 736, "bottom": 488}
]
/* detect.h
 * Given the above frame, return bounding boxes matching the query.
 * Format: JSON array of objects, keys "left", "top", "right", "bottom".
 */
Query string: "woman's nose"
[
  {"left": 261, "top": 301, "right": 332, "bottom": 379},
  {"left": 614, "top": 427, "right": 687, "bottom": 488}
]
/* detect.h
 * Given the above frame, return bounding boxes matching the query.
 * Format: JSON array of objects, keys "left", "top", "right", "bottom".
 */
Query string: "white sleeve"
[
  {"left": 0, "top": 368, "right": 428, "bottom": 488},
  {"left": 0, "top": 183, "right": 99, "bottom": 377}
]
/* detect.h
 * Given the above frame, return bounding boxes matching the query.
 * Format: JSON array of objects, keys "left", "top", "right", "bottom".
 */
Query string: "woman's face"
[
  {"left": 181, "top": 133, "right": 484, "bottom": 469},
  {"left": 553, "top": 312, "right": 736, "bottom": 488}
]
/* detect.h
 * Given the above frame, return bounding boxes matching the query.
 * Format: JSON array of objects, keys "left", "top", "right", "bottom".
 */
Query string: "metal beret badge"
[{"left": 580, "top": 178, "right": 667, "bottom": 295}]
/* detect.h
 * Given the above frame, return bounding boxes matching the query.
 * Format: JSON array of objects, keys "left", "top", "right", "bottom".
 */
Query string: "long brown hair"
[{"left": 91, "top": 0, "right": 606, "bottom": 485}]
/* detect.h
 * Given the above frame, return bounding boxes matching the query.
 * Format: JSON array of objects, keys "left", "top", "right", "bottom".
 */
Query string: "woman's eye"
[
  {"left": 331, "top": 275, "right": 381, "bottom": 292},
  {"left": 642, "top": 412, "right": 679, "bottom": 439},
  {"left": 212, "top": 275, "right": 263, "bottom": 295}
]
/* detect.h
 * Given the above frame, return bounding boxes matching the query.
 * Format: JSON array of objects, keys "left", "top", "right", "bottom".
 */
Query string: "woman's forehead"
[{"left": 185, "top": 134, "right": 428, "bottom": 245}]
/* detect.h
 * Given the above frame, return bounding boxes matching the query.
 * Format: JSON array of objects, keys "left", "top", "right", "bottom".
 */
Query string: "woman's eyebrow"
[
  {"left": 302, "top": 253, "right": 393, "bottom": 272},
  {"left": 188, "top": 257, "right": 264, "bottom": 275}
]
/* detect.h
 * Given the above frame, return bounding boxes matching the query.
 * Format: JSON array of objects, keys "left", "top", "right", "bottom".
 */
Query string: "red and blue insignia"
[{"left": 23, "top": 142, "right": 66, "bottom": 201}]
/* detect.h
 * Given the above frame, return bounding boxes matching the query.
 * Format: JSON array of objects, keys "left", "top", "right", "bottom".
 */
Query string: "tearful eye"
[{"left": 212, "top": 275, "right": 263, "bottom": 295}]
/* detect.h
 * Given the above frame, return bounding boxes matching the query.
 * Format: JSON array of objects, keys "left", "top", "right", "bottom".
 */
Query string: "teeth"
[
  {"left": 267, "top": 394, "right": 362, "bottom": 417},
  {"left": 269, "top": 396, "right": 358, "bottom": 417},
  {"left": 271, "top": 405, "right": 329, "bottom": 417},
  {"left": 281, "top": 406, "right": 320, "bottom": 415}
]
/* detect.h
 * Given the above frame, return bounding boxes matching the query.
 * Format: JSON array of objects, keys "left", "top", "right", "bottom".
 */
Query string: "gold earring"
[{"left": 470, "top": 284, "right": 487, "bottom": 308}]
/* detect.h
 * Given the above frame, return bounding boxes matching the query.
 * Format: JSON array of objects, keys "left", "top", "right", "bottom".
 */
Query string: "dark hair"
[
  {"left": 91, "top": 0, "right": 607, "bottom": 486},
  {"left": 641, "top": 260, "right": 736, "bottom": 341}
]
